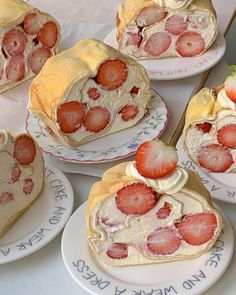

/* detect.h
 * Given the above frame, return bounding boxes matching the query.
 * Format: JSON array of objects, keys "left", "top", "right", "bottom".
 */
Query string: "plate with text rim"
[
  {"left": 177, "top": 136, "right": 236, "bottom": 204},
  {"left": 61, "top": 202, "right": 233, "bottom": 295},
  {"left": 0, "top": 164, "right": 74, "bottom": 264},
  {"left": 26, "top": 90, "right": 168, "bottom": 164},
  {"left": 104, "top": 29, "right": 226, "bottom": 80}
]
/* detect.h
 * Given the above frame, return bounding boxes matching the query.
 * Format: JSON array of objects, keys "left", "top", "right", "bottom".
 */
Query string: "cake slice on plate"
[
  {"left": 86, "top": 139, "right": 222, "bottom": 266},
  {"left": 0, "top": 129, "right": 44, "bottom": 237},
  {"left": 0, "top": 0, "right": 60, "bottom": 93},
  {"left": 116, "top": 0, "right": 217, "bottom": 59},
  {"left": 29, "top": 39, "right": 151, "bottom": 147},
  {"left": 183, "top": 70, "right": 236, "bottom": 172}
]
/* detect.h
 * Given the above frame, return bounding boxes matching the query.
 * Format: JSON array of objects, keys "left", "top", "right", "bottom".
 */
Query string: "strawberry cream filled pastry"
[
  {"left": 0, "top": 0, "right": 60, "bottom": 93},
  {"left": 183, "top": 71, "right": 236, "bottom": 173},
  {"left": 29, "top": 39, "right": 151, "bottom": 147},
  {"left": 87, "top": 140, "right": 222, "bottom": 266},
  {"left": 0, "top": 129, "right": 44, "bottom": 237},
  {"left": 116, "top": 0, "right": 217, "bottom": 59}
]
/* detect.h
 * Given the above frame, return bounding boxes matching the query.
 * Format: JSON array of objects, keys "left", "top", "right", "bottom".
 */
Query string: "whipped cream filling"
[
  {"left": 156, "top": 0, "right": 192, "bottom": 10},
  {"left": 126, "top": 161, "right": 188, "bottom": 194},
  {"left": 218, "top": 88, "right": 236, "bottom": 111},
  {"left": 0, "top": 129, "right": 8, "bottom": 149}
]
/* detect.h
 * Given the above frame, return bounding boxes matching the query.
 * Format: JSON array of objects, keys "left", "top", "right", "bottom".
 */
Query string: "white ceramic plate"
[
  {"left": 177, "top": 136, "right": 236, "bottom": 204},
  {"left": 104, "top": 29, "right": 226, "bottom": 80},
  {"left": 0, "top": 164, "right": 74, "bottom": 264},
  {"left": 26, "top": 90, "right": 168, "bottom": 163},
  {"left": 61, "top": 202, "right": 233, "bottom": 295}
]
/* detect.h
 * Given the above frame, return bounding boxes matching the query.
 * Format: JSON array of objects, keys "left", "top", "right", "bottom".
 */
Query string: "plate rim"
[
  {"left": 0, "top": 164, "right": 74, "bottom": 264},
  {"left": 26, "top": 90, "right": 168, "bottom": 164},
  {"left": 61, "top": 201, "right": 234, "bottom": 295},
  {"left": 104, "top": 29, "right": 226, "bottom": 81}
]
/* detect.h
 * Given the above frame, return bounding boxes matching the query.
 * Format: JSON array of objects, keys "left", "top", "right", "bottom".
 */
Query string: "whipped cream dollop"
[
  {"left": 126, "top": 161, "right": 188, "bottom": 194},
  {"left": 0, "top": 129, "right": 8, "bottom": 149},
  {"left": 156, "top": 0, "right": 192, "bottom": 10},
  {"left": 218, "top": 88, "right": 236, "bottom": 111}
]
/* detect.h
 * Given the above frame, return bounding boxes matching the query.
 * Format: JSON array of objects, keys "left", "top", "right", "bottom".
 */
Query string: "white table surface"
[{"left": 0, "top": 1, "right": 236, "bottom": 294}]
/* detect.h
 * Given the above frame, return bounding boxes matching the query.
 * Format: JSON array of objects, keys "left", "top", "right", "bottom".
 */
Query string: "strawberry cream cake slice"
[
  {"left": 183, "top": 71, "right": 236, "bottom": 173},
  {"left": 116, "top": 0, "right": 217, "bottom": 59},
  {"left": 86, "top": 140, "right": 222, "bottom": 266},
  {"left": 0, "top": 129, "right": 44, "bottom": 237},
  {"left": 0, "top": 0, "right": 60, "bottom": 93},
  {"left": 29, "top": 39, "right": 151, "bottom": 147}
]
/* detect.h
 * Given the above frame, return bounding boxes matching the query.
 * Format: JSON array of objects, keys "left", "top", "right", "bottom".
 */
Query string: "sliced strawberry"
[
  {"left": 56, "top": 101, "right": 86, "bottom": 134},
  {"left": 144, "top": 32, "right": 171, "bottom": 57},
  {"left": 156, "top": 202, "right": 172, "bottom": 219},
  {"left": 87, "top": 87, "right": 100, "bottom": 100},
  {"left": 6, "top": 55, "right": 25, "bottom": 82},
  {"left": 187, "top": 11, "right": 209, "bottom": 29},
  {"left": 23, "top": 13, "right": 44, "bottom": 35},
  {"left": 38, "top": 21, "right": 58, "bottom": 48},
  {"left": 176, "top": 31, "right": 205, "bottom": 57},
  {"left": 178, "top": 213, "right": 217, "bottom": 245},
  {"left": 11, "top": 163, "right": 22, "bottom": 183},
  {"left": 224, "top": 74, "right": 236, "bottom": 103},
  {"left": 196, "top": 122, "right": 212, "bottom": 133},
  {"left": 14, "top": 134, "right": 36, "bottom": 165},
  {"left": 165, "top": 15, "right": 188, "bottom": 36},
  {"left": 0, "top": 192, "right": 14, "bottom": 204},
  {"left": 84, "top": 106, "right": 110, "bottom": 133},
  {"left": 95, "top": 59, "right": 128, "bottom": 91},
  {"left": 217, "top": 124, "right": 236, "bottom": 148},
  {"left": 106, "top": 243, "right": 128, "bottom": 259},
  {"left": 126, "top": 32, "right": 142, "bottom": 47},
  {"left": 119, "top": 104, "right": 139, "bottom": 122},
  {"left": 136, "top": 140, "right": 178, "bottom": 179},
  {"left": 115, "top": 182, "right": 157, "bottom": 215},
  {"left": 23, "top": 178, "right": 34, "bottom": 195},
  {"left": 137, "top": 6, "right": 167, "bottom": 27},
  {"left": 29, "top": 47, "right": 52, "bottom": 74},
  {"left": 197, "top": 144, "right": 233, "bottom": 172},
  {"left": 147, "top": 227, "right": 181, "bottom": 255},
  {"left": 130, "top": 86, "right": 140, "bottom": 96},
  {"left": 2, "top": 29, "right": 27, "bottom": 57}
]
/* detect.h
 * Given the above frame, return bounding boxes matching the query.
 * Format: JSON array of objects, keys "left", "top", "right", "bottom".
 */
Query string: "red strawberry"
[
  {"left": 23, "top": 13, "right": 44, "bottom": 35},
  {"left": 84, "top": 106, "right": 110, "bottom": 133},
  {"left": 14, "top": 134, "right": 36, "bottom": 165},
  {"left": 137, "top": 6, "right": 167, "bottom": 27},
  {"left": 0, "top": 192, "right": 14, "bottom": 204},
  {"left": 106, "top": 243, "right": 128, "bottom": 259},
  {"left": 87, "top": 87, "right": 100, "bottom": 100},
  {"left": 11, "top": 163, "right": 22, "bottom": 183},
  {"left": 217, "top": 124, "right": 236, "bottom": 148},
  {"left": 119, "top": 104, "right": 139, "bottom": 121},
  {"left": 156, "top": 202, "right": 172, "bottom": 219},
  {"left": 176, "top": 31, "right": 205, "bottom": 57},
  {"left": 23, "top": 178, "right": 34, "bottom": 195},
  {"left": 178, "top": 213, "right": 217, "bottom": 245},
  {"left": 56, "top": 101, "right": 86, "bottom": 134},
  {"left": 115, "top": 182, "right": 157, "bottom": 215},
  {"left": 136, "top": 140, "right": 178, "bottom": 179},
  {"left": 5, "top": 55, "right": 25, "bottom": 82},
  {"left": 144, "top": 32, "right": 171, "bottom": 57},
  {"left": 224, "top": 74, "right": 236, "bottom": 103},
  {"left": 165, "top": 15, "right": 188, "bottom": 36},
  {"left": 196, "top": 122, "right": 212, "bottom": 133},
  {"left": 197, "top": 144, "right": 233, "bottom": 172},
  {"left": 95, "top": 59, "right": 128, "bottom": 91},
  {"left": 38, "top": 21, "right": 58, "bottom": 48},
  {"left": 147, "top": 227, "right": 181, "bottom": 255},
  {"left": 130, "top": 86, "right": 140, "bottom": 96},
  {"left": 2, "top": 29, "right": 27, "bottom": 57},
  {"left": 126, "top": 32, "right": 142, "bottom": 47},
  {"left": 29, "top": 47, "right": 52, "bottom": 74},
  {"left": 187, "top": 11, "right": 209, "bottom": 29}
]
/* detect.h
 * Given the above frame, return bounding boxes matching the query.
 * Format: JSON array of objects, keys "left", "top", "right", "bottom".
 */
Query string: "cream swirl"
[
  {"left": 0, "top": 129, "right": 8, "bottom": 150},
  {"left": 126, "top": 161, "right": 188, "bottom": 194},
  {"left": 156, "top": 0, "right": 192, "bottom": 10},
  {"left": 218, "top": 88, "right": 236, "bottom": 111}
]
